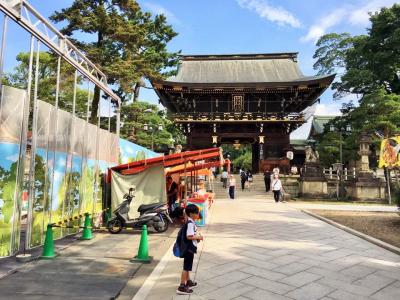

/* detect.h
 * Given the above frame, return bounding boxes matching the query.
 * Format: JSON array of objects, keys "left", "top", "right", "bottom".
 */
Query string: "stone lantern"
[
  {"left": 358, "top": 133, "right": 371, "bottom": 173},
  {"left": 351, "top": 132, "right": 386, "bottom": 201}
]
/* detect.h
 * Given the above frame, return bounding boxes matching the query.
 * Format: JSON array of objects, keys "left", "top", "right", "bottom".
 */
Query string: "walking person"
[
  {"left": 176, "top": 204, "right": 203, "bottom": 295},
  {"left": 228, "top": 174, "right": 236, "bottom": 199},
  {"left": 166, "top": 176, "right": 178, "bottom": 212},
  {"left": 240, "top": 169, "right": 247, "bottom": 190},
  {"left": 221, "top": 169, "right": 228, "bottom": 188},
  {"left": 271, "top": 174, "right": 283, "bottom": 203},
  {"left": 264, "top": 169, "right": 271, "bottom": 192},
  {"left": 246, "top": 171, "right": 253, "bottom": 191}
]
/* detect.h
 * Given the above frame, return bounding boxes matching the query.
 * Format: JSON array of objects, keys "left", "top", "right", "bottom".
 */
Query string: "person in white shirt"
[
  {"left": 177, "top": 204, "right": 203, "bottom": 295},
  {"left": 221, "top": 170, "right": 228, "bottom": 188},
  {"left": 271, "top": 174, "right": 283, "bottom": 203}
]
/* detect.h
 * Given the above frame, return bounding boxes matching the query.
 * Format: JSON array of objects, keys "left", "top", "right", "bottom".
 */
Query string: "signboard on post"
[{"left": 378, "top": 136, "right": 400, "bottom": 168}]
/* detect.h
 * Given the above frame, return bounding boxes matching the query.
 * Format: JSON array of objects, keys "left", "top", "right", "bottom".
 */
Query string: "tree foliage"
[
  {"left": 222, "top": 144, "right": 252, "bottom": 171},
  {"left": 119, "top": 101, "right": 185, "bottom": 152},
  {"left": 4, "top": 51, "right": 90, "bottom": 120},
  {"left": 50, "top": 0, "right": 180, "bottom": 122},
  {"left": 314, "top": 4, "right": 400, "bottom": 99},
  {"left": 313, "top": 4, "right": 400, "bottom": 168},
  {"left": 313, "top": 33, "right": 353, "bottom": 76}
]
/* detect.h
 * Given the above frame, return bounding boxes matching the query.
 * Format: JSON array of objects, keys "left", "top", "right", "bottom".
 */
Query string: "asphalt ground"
[{"left": 0, "top": 226, "right": 178, "bottom": 300}]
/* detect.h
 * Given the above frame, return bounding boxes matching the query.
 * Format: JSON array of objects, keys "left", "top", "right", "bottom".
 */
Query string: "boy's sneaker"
[
  {"left": 187, "top": 280, "right": 198, "bottom": 288},
  {"left": 176, "top": 284, "right": 193, "bottom": 295}
]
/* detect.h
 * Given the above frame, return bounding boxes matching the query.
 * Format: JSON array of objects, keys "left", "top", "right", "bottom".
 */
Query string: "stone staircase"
[{"left": 210, "top": 174, "right": 270, "bottom": 199}]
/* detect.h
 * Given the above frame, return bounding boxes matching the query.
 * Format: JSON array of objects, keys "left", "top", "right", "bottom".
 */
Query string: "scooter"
[{"left": 107, "top": 187, "right": 172, "bottom": 234}]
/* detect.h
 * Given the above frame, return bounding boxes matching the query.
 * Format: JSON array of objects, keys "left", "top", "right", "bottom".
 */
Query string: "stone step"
[{"left": 209, "top": 174, "right": 275, "bottom": 199}]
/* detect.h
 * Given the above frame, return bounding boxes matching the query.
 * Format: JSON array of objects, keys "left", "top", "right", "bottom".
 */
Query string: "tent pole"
[
  {"left": 184, "top": 158, "right": 187, "bottom": 205},
  {"left": 190, "top": 170, "right": 194, "bottom": 194}
]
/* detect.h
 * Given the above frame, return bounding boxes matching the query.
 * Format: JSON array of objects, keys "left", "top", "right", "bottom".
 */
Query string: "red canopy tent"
[
  {"left": 165, "top": 161, "right": 221, "bottom": 176},
  {"left": 109, "top": 147, "right": 224, "bottom": 178}
]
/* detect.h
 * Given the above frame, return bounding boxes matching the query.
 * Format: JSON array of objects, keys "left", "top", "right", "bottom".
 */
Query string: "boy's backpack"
[
  {"left": 172, "top": 220, "right": 196, "bottom": 258},
  {"left": 240, "top": 172, "right": 247, "bottom": 181}
]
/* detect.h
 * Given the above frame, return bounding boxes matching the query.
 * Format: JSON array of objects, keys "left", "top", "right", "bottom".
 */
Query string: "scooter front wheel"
[
  {"left": 107, "top": 219, "right": 123, "bottom": 234},
  {"left": 153, "top": 218, "right": 169, "bottom": 233}
]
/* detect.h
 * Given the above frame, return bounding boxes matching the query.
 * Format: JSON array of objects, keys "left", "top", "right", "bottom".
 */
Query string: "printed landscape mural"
[{"left": 0, "top": 86, "right": 159, "bottom": 257}]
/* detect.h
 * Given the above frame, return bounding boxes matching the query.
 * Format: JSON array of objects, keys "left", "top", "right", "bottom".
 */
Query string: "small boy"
[{"left": 176, "top": 204, "right": 203, "bottom": 295}]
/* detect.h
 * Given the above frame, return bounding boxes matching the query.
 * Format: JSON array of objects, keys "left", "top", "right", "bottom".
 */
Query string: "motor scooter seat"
[{"left": 137, "top": 203, "right": 162, "bottom": 212}]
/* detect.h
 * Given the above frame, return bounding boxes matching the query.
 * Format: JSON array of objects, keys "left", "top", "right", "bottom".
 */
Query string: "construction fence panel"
[{"left": 0, "top": 86, "right": 28, "bottom": 256}]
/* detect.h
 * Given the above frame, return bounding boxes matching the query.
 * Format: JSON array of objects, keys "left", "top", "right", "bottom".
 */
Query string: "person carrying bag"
[{"left": 271, "top": 174, "right": 283, "bottom": 203}]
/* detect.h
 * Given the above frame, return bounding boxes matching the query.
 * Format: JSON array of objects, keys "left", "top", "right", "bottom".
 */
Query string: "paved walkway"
[
  {"left": 145, "top": 194, "right": 400, "bottom": 300},
  {"left": 0, "top": 227, "right": 177, "bottom": 300}
]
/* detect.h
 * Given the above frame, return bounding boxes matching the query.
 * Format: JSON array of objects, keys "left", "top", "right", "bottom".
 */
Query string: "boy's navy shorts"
[{"left": 183, "top": 251, "right": 194, "bottom": 271}]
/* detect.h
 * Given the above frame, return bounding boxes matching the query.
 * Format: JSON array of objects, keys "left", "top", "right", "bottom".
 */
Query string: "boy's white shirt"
[{"left": 186, "top": 217, "right": 198, "bottom": 247}]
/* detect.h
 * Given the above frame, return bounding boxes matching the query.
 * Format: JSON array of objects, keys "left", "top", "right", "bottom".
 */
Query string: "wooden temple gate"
[{"left": 152, "top": 53, "right": 334, "bottom": 173}]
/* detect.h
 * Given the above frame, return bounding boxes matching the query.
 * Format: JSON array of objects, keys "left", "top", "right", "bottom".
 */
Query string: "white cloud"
[
  {"left": 237, "top": 0, "right": 301, "bottom": 28},
  {"left": 302, "top": 0, "right": 399, "bottom": 43},
  {"left": 314, "top": 103, "right": 343, "bottom": 116},
  {"left": 6, "top": 153, "right": 19, "bottom": 162},
  {"left": 301, "top": 8, "right": 347, "bottom": 42},
  {"left": 123, "top": 145, "right": 135, "bottom": 155},
  {"left": 349, "top": 0, "right": 399, "bottom": 25},
  {"left": 143, "top": 3, "right": 181, "bottom": 25}
]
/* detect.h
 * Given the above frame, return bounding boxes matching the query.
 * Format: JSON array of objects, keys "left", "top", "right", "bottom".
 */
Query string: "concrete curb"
[
  {"left": 130, "top": 205, "right": 215, "bottom": 300},
  {"left": 131, "top": 237, "right": 176, "bottom": 300},
  {"left": 302, "top": 209, "right": 400, "bottom": 256}
]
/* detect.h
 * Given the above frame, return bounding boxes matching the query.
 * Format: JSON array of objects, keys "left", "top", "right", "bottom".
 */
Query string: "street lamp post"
[
  {"left": 330, "top": 124, "right": 351, "bottom": 199},
  {"left": 143, "top": 108, "right": 163, "bottom": 151},
  {"left": 143, "top": 123, "right": 163, "bottom": 151}
]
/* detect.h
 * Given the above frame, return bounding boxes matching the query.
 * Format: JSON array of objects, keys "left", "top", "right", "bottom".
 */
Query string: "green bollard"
[
  {"left": 41, "top": 224, "right": 56, "bottom": 259},
  {"left": 130, "top": 225, "right": 152, "bottom": 263},
  {"left": 81, "top": 213, "right": 93, "bottom": 240}
]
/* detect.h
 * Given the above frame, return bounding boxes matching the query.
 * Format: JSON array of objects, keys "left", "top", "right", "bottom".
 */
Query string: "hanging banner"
[
  {"left": 111, "top": 165, "right": 166, "bottom": 219},
  {"left": 379, "top": 136, "right": 400, "bottom": 168}
]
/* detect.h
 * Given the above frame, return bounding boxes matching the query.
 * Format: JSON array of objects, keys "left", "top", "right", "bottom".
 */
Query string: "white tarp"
[{"left": 111, "top": 165, "right": 166, "bottom": 219}]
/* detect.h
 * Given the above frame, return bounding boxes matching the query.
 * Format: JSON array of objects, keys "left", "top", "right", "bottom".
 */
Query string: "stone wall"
[
  {"left": 282, "top": 176, "right": 387, "bottom": 202},
  {"left": 281, "top": 176, "right": 299, "bottom": 198}
]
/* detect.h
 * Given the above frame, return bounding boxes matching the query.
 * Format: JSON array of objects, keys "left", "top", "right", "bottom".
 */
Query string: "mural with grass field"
[
  {"left": 0, "top": 85, "right": 159, "bottom": 257},
  {"left": 0, "top": 86, "right": 27, "bottom": 257}
]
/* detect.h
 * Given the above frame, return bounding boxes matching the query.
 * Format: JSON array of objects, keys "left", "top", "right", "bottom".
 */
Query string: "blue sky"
[{"left": 8, "top": 0, "right": 399, "bottom": 137}]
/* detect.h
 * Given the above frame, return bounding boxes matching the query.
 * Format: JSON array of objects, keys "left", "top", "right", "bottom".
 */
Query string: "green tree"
[
  {"left": 316, "top": 89, "right": 400, "bottom": 168},
  {"left": 119, "top": 101, "right": 184, "bottom": 151},
  {"left": 50, "top": 0, "right": 180, "bottom": 123},
  {"left": 313, "top": 4, "right": 400, "bottom": 167},
  {"left": 232, "top": 151, "right": 252, "bottom": 171},
  {"left": 222, "top": 144, "right": 252, "bottom": 171},
  {"left": 313, "top": 4, "right": 400, "bottom": 98},
  {"left": 4, "top": 51, "right": 90, "bottom": 119}
]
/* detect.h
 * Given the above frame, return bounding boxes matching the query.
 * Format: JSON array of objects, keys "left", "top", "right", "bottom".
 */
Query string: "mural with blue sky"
[{"left": 119, "top": 138, "right": 160, "bottom": 164}]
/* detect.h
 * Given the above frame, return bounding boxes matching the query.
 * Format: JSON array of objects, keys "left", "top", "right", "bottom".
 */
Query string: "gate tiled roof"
[{"left": 163, "top": 53, "right": 334, "bottom": 85}]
